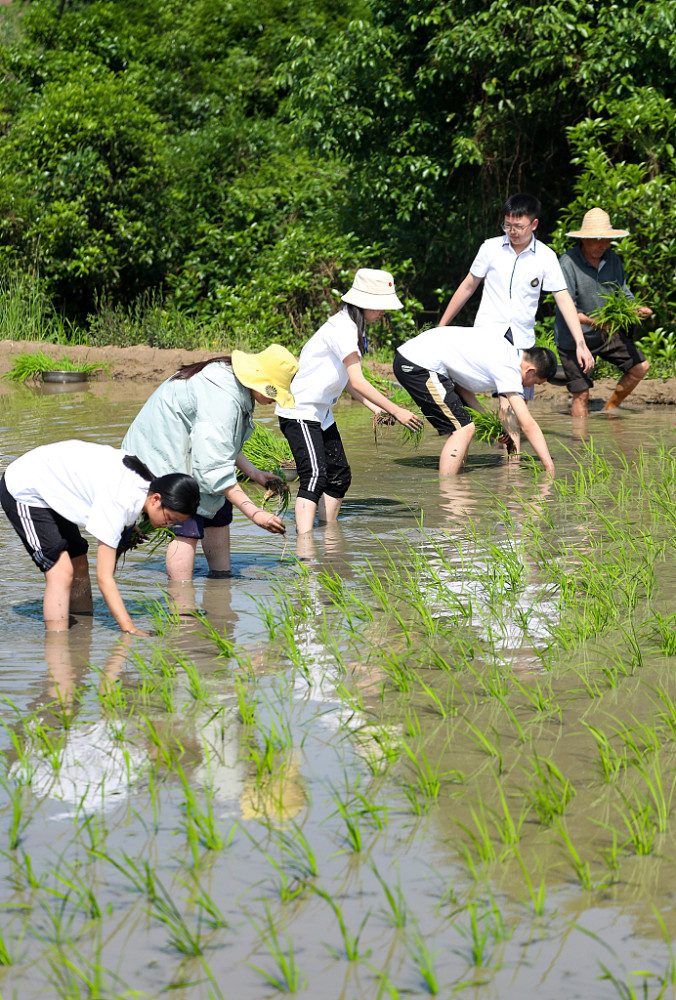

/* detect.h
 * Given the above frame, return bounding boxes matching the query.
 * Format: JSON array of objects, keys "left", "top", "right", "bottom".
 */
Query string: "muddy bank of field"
[{"left": 1, "top": 338, "right": 675, "bottom": 406}]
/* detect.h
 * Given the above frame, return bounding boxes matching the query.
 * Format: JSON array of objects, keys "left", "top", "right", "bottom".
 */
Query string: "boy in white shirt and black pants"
[{"left": 394, "top": 327, "right": 558, "bottom": 475}]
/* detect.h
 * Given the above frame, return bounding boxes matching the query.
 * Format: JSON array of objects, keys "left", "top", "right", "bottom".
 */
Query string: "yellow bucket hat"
[{"left": 231, "top": 344, "right": 298, "bottom": 409}]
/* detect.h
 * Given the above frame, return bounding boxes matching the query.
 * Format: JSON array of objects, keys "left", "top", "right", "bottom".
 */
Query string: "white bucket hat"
[
  {"left": 341, "top": 269, "right": 403, "bottom": 310},
  {"left": 566, "top": 207, "right": 629, "bottom": 239}
]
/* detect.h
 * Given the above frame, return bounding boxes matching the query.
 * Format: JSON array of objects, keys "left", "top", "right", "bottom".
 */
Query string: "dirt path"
[{"left": 1, "top": 339, "right": 675, "bottom": 406}]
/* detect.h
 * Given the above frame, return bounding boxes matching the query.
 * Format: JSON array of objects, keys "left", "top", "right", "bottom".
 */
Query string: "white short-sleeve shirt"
[
  {"left": 471, "top": 235, "right": 567, "bottom": 348},
  {"left": 397, "top": 326, "right": 524, "bottom": 396},
  {"left": 4, "top": 440, "right": 149, "bottom": 548},
  {"left": 276, "top": 308, "right": 360, "bottom": 430}
]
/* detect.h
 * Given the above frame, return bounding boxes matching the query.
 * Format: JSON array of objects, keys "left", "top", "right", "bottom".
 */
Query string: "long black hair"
[
  {"left": 122, "top": 455, "right": 199, "bottom": 515},
  {"left": 117, "top": 455, "right": 199, "bottom": 563},
  {"left": 344, "top": 304, "right": 367, "bottom": 355},
  {"left": 169, "top": 356, "right": 233, "bottom": 382}
]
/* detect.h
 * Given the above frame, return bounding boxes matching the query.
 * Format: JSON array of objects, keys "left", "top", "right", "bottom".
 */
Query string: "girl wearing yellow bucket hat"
[
  {"left": 122, "top": 345, "right": 298, "bottom": 580},
  {"left": 276, "top": 269, "right": 423, "bottom": 534}
]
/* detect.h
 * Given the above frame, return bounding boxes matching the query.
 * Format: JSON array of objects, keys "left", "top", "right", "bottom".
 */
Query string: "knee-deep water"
[{"left": 1, "top": 379, "right": 676, "bottom": 998}]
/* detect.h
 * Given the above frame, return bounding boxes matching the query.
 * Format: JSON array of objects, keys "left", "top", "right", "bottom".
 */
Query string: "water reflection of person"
[
  {"left": 44, "top": 628, "right": 135, "bottom": 706},
  {"left": 437, "top": 476, "right": 479, "bottom": 523},
  {"left": 9, "top": 631, "right": 145, "bottom": 812},
  {"left": 294, "top": 519, "right": 348, "bottom": 565},
  {"left": 165, "top": 577, "right": 240, "bottom": 640}
]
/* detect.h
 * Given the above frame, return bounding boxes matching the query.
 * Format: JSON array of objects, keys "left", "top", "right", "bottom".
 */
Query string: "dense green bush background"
[{"left": 0, "top": 0, "right": 674, "bottom": 354}]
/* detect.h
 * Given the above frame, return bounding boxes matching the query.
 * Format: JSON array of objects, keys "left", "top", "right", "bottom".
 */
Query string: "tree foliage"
[
  {"left": 0, "top": 0, "right": 674, "bottom": 342},
  {"left": 286, "top": 0, "right": 676, "bottom": 311}
]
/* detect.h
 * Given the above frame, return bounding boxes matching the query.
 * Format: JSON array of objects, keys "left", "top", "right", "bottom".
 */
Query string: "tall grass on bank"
[{"left": 0, "top": 274, "right": 76, "bottom": 344}]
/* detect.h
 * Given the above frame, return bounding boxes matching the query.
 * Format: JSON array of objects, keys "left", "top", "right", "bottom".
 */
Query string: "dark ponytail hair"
[
  {"left": 344, "top": 304, "right": 367, "bottom": 355},
  {"left": 123, "top": 454, "right": 200, "bottom": 516},
  {"left": 117, "top": 456, "right": 200, "bottom": 563},
  {"left": 169, "top": 356, "right": 233, "bottom": 382}
]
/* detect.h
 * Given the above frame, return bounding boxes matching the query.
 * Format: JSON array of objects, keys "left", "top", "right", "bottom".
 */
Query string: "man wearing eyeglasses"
[{"left": 439, "top": 194, "right": 594, "bottom": 450}]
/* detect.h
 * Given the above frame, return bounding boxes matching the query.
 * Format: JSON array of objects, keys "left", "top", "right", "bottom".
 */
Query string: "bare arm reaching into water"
[
  {"left": 96, "top": 543, "right": 148, "bottom": 636},
  {"left": 502, "top": 393, "right": 555, "bottom": 475},
  {"left": 343, "top": 353, "right": 423, "bottom": 431}
]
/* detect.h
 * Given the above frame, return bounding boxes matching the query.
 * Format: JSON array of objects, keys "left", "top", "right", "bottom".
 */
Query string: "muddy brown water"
[{"left": 1, "top": 380, "right": 675, "bottom": 998}]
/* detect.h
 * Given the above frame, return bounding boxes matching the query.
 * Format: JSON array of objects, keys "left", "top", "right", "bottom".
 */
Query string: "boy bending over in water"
[
  {"left": 394, "top": 327, "right": 558, "bottom": 475},
  {"left": 0, "top": 440, "right": 199, "bottom": 634}
]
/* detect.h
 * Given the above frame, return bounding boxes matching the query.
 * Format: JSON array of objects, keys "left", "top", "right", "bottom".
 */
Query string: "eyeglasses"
[
  {"left": 502, "top": 221, "right": 532, "bottom": 234},
  {"left": 161, "top": 505, "right": 176, "bottom": 527}
]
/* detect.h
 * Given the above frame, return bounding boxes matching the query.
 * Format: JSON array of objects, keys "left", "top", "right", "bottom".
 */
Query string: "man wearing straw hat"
[{"left": 554, "top": 207, "right": 652, "bottom": 417}]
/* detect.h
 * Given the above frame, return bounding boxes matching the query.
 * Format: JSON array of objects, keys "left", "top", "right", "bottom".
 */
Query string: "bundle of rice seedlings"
[
  {"left": 363, "top": 366, "right": 424, "bottom": 448},
  {"left": 467, "top": 406, "right": 506, "bottom": 443},
  {"left": 117, "top": 518, "right": 175, "bottom": 563},
  {"left": 240, "top": 423, "right": 295, "bottom": 479},
  {"left": 260, "top": 477, "right": 291, "bottom": 515},
  {"left": 3, "top": 351, "right": 104, "bottom": 381},
  {"left": 591, "top": 290, "right": 644, "bottom": 338},
  {"left": 239, "top": 422, "right": 294, "bottom": 515},
  {"left": 372, "top": 410, "right": 397, "bottom": 446}
]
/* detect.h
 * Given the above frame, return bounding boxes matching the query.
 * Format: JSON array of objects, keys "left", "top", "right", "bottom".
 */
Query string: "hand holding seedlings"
[
  {"left": 396, "top": 408, "right": 424, "bottom": 432},
  {"left": 263, "top": 476, "right": 289, "bottom": 499},
  {"left": 260, "top": 477, "right": 291, "bottom": 517},
  {"left": 253, "top": 509, "right": 286, "bottom": 534}
]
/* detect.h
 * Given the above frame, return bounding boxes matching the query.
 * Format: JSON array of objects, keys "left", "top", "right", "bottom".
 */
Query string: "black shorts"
[
  {"left": 278, "top": 417, "right": 351, "bottom": 504},
  {"left": 171, "top": 500, "right": 233, "bottom": 539},
  {"left": 0, "top": 474, "right": 88, "bottom": 573},
  {"left": 558, "top": 332, "right": 646, "bottom": 394},
  {"left": 393, "top": 352, "right": 473, "bottom": 437}
]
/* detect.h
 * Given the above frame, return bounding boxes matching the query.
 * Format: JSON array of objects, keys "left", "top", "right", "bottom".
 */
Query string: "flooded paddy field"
[{"left": 2, "top": 380, "right": 676, "bottom": 998}]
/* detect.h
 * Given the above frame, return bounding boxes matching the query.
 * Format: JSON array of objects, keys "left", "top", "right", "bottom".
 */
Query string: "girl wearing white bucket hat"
[{"left": 276, "top": 269, "right": 423, "bottom": 535}]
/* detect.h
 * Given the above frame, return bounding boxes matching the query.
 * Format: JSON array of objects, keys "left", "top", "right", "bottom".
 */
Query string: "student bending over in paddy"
[
  {"left": 0, "top": 440, "right": 199, "bottom": 634},
  {"left": 394, "top": 327, "right": 558, "bottom": 475},
  {"left": 123, "top": 345, "right": 298, "bottom": 581},
  {"left": 276, "top": 268, "right": 423, "bottom": 534}
]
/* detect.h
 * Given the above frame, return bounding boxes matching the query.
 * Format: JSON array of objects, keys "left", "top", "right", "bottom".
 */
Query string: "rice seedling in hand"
[
  {"left": 363, "top": 364, "right": 424, "bottom": 448},
  {"left": 466, "top": 406, "right": 508, "bottom": 446},
  {"left": 260, "top": 476, "right": 291, "bottom": 515}
]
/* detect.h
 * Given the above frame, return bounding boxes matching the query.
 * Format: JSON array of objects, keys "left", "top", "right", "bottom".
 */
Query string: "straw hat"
[
  {"left": 341, "top": 268, "right": 403, "bottom": 310},
  {"left": 566, "top": 207, "right": 629, "bottom": 239},
  {"left": 231, "top": 344, "right": 298, "bottom": 409}
]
